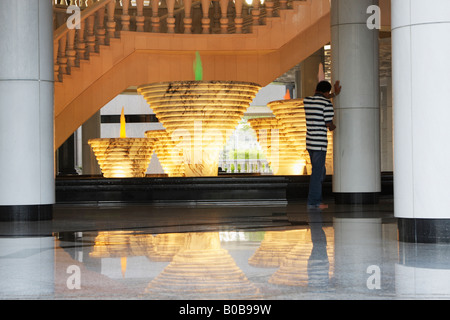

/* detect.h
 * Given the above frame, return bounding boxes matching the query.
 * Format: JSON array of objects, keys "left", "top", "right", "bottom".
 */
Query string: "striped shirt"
[{"left": 303, "top": 94, "right": 334, "bottom": 151}]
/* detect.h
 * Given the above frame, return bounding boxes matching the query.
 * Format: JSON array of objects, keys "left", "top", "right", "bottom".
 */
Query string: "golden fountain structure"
[
  {"left": 137, "top": 81, "right": 261, "bottom": 177},
  {"left": 144, "top": 129, "right": 185, "bottom": 177},
  {"left": 267, "top": 98, "right": 334, "bottom": 175},
  {"left": 248, "top": 117, "right": 306, "bottom": 175},
  {"left": 88, "top": 108, "right": 155, "bottom": 178}
]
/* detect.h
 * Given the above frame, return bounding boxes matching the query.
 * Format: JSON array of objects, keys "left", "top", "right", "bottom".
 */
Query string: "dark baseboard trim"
[
  {"left": 0, "top": 204, "right": 53, "bottom": 221},
  {"left": 398, "top": 218, "right": 450, "bottom": 244},
  {"left": 334, "top": 192, "right": 380, "bottom": 205}
]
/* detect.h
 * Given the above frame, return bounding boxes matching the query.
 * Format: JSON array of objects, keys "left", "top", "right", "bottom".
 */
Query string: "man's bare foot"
[
  {"left": 307, "top": 203, "right": 328, "bottom": 210},
  {"left": 318, "top": 203, "right": 328, "bottom": 209}
]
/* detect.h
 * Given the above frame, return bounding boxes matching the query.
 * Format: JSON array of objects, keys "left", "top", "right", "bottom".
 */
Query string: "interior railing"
[{"left": 53, "top": 0, "right": 306, "bottom": 81}]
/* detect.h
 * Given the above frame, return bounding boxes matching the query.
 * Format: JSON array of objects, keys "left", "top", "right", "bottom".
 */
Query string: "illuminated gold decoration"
[
  {"left": 248, "top": 117, "right": 306, "bottom": 175},
  {"left": 145, "top": 129, "right": 185, "bottom": 177},
  {"left": 88, "top": 108, "right": 155, "bottom": 178},
  {"left": 144, "top": 232, "right": 261, "bottom": 299},
  {"left": 88, "top": 138, "right": 155, "bottom": 178},
  {"left": 137, "top": 81, "right": 261, "bottom": 177},
  {"left": 267, "top": 99, "right": 334, "bottom": 175}
]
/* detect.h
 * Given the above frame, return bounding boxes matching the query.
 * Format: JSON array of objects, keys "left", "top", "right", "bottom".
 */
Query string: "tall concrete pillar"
[
  {"left": 392, "top": 0, "right": 450, "bottom": 243},
  {"left": 0, "top": 0, "right": 54, "bottom": 221},
  {"left": 331, "top": 0, "right": 381, "bottom": 204}
]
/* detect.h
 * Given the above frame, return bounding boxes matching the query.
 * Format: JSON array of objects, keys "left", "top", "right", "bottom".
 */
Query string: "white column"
[
  {"left": 396, "top": 244, "right": 450, "bottom": 296},
  {"left": 392, "top": 0, "right": 450, "bottom": 242},
  {"left": 0, "top": 0, "right": 54, "bottom": 220},
  {"left": 331, "top": 0, "right": 381, "bottom": 204}
]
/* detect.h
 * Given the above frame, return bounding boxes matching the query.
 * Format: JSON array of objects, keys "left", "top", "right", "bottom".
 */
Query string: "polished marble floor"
[{"left": 1, "top": 197, "right": 449, "bottom": 301}]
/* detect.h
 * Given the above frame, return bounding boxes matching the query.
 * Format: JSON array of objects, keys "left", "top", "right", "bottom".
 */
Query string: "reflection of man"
[
  {"left": 303, "top": 80, "right": 341, "bottom": 209},
  {"left": 307, "top": 211, "right": 330, "bottom": 288}
]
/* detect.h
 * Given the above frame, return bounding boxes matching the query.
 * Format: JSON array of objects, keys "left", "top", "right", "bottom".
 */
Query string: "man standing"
[{"left": 303, "top": 80, "right": 341, "bottom": 209}]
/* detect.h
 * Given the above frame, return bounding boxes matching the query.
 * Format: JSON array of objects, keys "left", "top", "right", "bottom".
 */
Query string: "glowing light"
[
  {"left": 248, "top": 117, "right": 304, "bottom": 175},
  {"left": 193, "top": 51, "right": 203, "bottom": 81},
  {"left": 137, "top": 55, "right": 260, "bottom": 177},
  {"left": 88, "top": 107, "right": 156, "bottom": 178},
  {"left": 121, "top": 256, "right": 127, "bottom": 278},
  {"left": 145, "top": 129, "right": 185, "bottom": 177},
  {"left": 88, "top": 138, "right": 155, "bottom": 178},
  {"left": 137, "top": 81, "right": 261, "bottom": 177},
  {"left": 293, "top": 160, "right": 306, "bottom": 175},
  {"left": 120, "top": 107, "right": 127, "bottom": 138}
]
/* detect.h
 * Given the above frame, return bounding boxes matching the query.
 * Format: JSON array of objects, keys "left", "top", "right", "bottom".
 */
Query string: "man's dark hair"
[{"left": 315, "top": 81, "right": 332, "bottom": 93}]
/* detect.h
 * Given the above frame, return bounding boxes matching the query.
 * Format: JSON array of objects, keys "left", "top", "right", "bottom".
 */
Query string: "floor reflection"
[
  {"left": 1, "top": 206, "right": 450, "bottom": 299},
  {"left": 143, "top": 232, "right": 261, "bottom": 299},
  {"left": 269, "top": 214, "right": 333, "bottom": 289}
]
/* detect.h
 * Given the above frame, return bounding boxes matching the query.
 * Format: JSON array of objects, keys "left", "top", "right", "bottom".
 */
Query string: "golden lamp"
[
  {"left": 88, "top": 107, "right": 155, "bottom": 178},
  {"left": 137, "top": 81, "right": 261, "bottom": 177}
]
